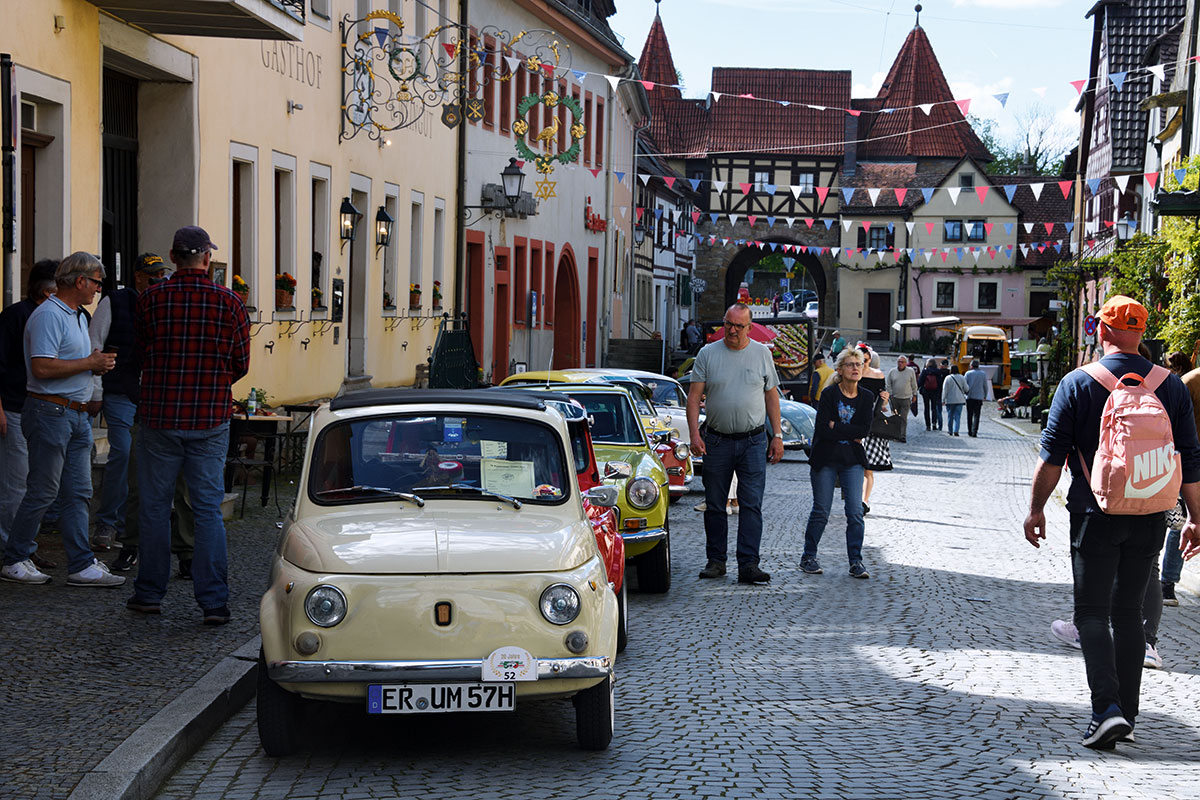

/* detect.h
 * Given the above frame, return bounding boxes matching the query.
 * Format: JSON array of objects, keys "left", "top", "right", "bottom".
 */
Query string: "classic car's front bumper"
[
  {"left": 269, "top": 655, "right": 611, "bottom": 683},
  {"left": 667, "top": 474, "right": 694, "bottom": 495},
  {"left": 620, "top": 525, "right": 667, "bottom": 544}
]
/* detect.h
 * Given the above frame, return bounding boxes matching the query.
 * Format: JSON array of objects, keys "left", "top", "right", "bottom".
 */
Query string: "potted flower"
[
  {"left": 383, "top": 291, "right": 394, "bottom": 310},
  {"left": 232, "top": 274, "right": 250, "bottom": 304},
  {"left": 311, "top": 286, "right": 324, "bottom": 309},
  {"left": 275, "top": 272, "right": 297, "bottom": 309},
  {"left": 409, "top": 282, "right": 422, "bottom": 309},
  {"left": 431, "top": 280, "right": 443, "bottom": 309}
]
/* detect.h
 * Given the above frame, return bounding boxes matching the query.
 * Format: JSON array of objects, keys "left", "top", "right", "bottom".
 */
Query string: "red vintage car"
[{"left": 491, "top": 389, "right": 628, "bottom": 653}]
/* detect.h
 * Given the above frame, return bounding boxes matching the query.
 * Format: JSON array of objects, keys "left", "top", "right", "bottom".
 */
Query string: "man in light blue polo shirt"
[
  {"left": 0, "top": 253, "right": 121, "bottom": 586},
  {"left": 964, "top": 358, "right": 990, "bottom": 438}
]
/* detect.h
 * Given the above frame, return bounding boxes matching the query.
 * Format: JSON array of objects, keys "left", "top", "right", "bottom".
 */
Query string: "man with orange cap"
[{"left": 1024, "top": 295, "right": 1200, "bottom": 750}]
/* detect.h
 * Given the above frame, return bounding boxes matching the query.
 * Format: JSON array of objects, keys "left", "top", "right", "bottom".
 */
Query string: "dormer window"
[{"left": 959, "top": 173, "right": 974, "bottom": 189}]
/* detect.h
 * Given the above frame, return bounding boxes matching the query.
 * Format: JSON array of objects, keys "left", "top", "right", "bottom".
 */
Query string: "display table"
[{"left": 226, "top": 413, "right": 293, "bottom": 513}]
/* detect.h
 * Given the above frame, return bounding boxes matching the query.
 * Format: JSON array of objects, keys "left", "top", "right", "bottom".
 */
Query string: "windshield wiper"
[
  {"left": 420, "top": 483, "right": 523, "bottom": 509},
  {"left": 314, "top": 486, "right": 425, "bottom": 506}
]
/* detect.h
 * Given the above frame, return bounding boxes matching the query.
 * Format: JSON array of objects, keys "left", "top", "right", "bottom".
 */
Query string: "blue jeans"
[
  {"left": 946, "top": 403, "right": 964, "bottom": 434},
  {"left": 0, "top": 409, "right": 29, "bottom": 546},
  {"left": 134, "top": 423, "right": 230, "bottom": 609},
  {"left": 702, "top": 429, "right": 767, "bottom": 568},
  {"left": 95, "top": 394, "right": 137, "bottom": 531},
  {"left": 2, "top": 398, "right": 95, "bottom": 573},
  {"left": 803, "top": 462, "right": 865, "bottom": 565},
  {"left": 1162, "top": 529, "right": 1184, "bottom": 584}
]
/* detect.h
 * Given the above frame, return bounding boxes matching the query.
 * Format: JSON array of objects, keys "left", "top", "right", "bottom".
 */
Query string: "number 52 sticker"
[{"left": 482, "top": 646, "right": 538, "bottom": 681}]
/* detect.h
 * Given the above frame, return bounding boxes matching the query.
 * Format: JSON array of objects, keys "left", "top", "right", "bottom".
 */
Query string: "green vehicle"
[{"left": 535, "top": 384, "right": 672, "bottom": 594}]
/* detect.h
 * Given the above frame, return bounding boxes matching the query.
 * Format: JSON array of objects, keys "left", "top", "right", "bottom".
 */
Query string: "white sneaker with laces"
[
  {"left": 0, "top": 559, "right": 51, "bottom": 585},
  {"left": 67, "top": 558, "right": 126, "bottom": 587},
  {"left": 1050, "top": 619, "right": 1081, "bottom": 649},
  {"left": 1144, "top": 643, "right": 1163, "bottom": 670}
]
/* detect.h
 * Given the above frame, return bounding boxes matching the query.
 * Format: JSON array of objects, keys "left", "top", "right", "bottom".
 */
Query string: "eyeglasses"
[
  {"left": 722, "top": 319, "right": 749, "bottom": 331},
  {"left": 82, "top": 276, "right": 104, "bottom": 289}
]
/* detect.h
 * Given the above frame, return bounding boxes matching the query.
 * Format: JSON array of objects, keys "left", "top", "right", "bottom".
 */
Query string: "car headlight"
[
  {"left": 304, "top": 585, "right": 347, "bottom": 628},
  {"left": 627, "top": 476, "right": 660, "bottom": 509},
  {"left": 779, "top": 417, "right": 794, "bottom": 434},
  {"left": 539, "top": 583, "right": 581, "bottom": 625},
  {"left": 673, "top": 442, "right": 690, "bottom": 461}
]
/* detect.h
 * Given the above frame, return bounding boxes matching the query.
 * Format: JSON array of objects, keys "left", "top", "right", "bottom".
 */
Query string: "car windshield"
[
  {"left": 564, "top": 392, "right": 644, "bottom": 445},
  {"left": 645, "top": 379, "right": 685, "bottom": 408},
  {"left": 309, "top": 413, "right": 570, "bottom": 504}
]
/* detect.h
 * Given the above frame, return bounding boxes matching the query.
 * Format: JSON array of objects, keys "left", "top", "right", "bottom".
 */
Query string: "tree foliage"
[{"left": 970, "top": 103, "right": 1075, "bottom": 176}]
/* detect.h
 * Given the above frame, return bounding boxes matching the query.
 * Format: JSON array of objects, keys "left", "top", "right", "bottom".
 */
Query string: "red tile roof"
[
  {"left": 704, "top": 68, "right": 851, "bottom": 156},
  {"left": 637, "top": 11, "right": 706, "bottom": 155},
  {"left": 855, "top": 26, "right": 993, "bottom": 162},
  {"left": 637, "top": 12, "right": 681, "bottom": 100}
]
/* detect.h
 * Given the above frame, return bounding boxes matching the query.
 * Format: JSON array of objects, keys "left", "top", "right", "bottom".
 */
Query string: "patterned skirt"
[{"left": 863, "top": 435, "right": 893, "bottom": 471}]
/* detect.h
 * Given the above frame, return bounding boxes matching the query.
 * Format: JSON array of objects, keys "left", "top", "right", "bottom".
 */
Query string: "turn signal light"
[
  {"left": 624, "top": 518, "right": 647, "bottom": 530},
  {"left": 434, "top": 601, "right": 452, "bottom": 626}
]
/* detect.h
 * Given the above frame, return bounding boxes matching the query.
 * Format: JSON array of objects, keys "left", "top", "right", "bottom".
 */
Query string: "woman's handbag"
[{"left": 870, "top": 401, "right": 904, "bottom": 441}]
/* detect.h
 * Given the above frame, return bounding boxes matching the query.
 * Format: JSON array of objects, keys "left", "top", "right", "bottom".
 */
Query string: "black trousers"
[
  {"left": 921, "top": 390, "right": 941, "bottom": 429},
  {"left": 965, "top": 399, "right": 983, "bottom": 435},
  {"left": 1070, "top": 512, "right": 1165, "bottom": 720}
]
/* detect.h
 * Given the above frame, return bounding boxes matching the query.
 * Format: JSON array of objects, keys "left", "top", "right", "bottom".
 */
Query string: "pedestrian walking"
[
  {"left": 88, "top": 253, "right": 172, "bottom": 552},
  {"left": 685, "top": 319, "right": 701, "bottom": 355},
  {"left": 830, "top": 331, "right": 846, "bottom": 357},
  {"left": 0, "top": 260, "right": 60, "bottom": 559},
  {"left": 811, "top": 351, "right": 834, "bottom": 403},
  {"left": 688, "top": 303, "right": 784, "bottom": 585},
  {"left": 0, "top": 253, "right": 123, "bottom": 587},
  {"left": 127, "top": 226, "right": 250, "bottom": 624},
  {"left": 941, "top": 365, "right": 968, "bottom": 436},
  {"left": 964, "top": 359, "right": 989, "bottom": 437},
  {"left": 918, "top": 357, "right": 944, "bottom": 431},
  {"left": 885, "top": 355, "right": 918, "bottom": 441},
  {"left": 1025, "top": 295, "right": 1200, "bottom": 750},
  {"left": 857, "top": 344, "right": 891, "bottom": 515},
  {"left": 800, "top": 348, "right": 875, "bottom": 579}
]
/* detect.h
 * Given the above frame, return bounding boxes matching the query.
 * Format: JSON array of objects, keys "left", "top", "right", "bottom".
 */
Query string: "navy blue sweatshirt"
[{"left": 809, "top": 382, "right": 875, "bottom": 470}]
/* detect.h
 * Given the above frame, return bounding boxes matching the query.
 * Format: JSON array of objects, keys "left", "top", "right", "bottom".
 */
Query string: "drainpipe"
[
  {"left": 1, "top": 54, "right": 14, "bottom": 307},
  {"left": 1183, "top": 3, "right": 1199, "bottom": 159},
  {"left": 452, "top": 0, "right": 469, "bottom": 320}
]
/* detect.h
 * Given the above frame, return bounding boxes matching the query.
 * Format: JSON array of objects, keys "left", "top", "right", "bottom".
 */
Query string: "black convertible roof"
[{"left": 329, "top": 388, "right": 547, "bottom": 413}]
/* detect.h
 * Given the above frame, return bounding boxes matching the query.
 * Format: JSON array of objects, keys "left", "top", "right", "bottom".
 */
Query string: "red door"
[{"left": 493, "top": 250, "right": 510, "bottom": 381}]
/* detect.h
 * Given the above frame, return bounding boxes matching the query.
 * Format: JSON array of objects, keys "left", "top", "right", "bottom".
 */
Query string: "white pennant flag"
[
  {"left": 925, "top": 251, "right": 935, "bottom": 263},
  {"left": 905, "top": 222, "right": 915, "bottom": 236},
  {"left": 1029, "top": 182, "right": 1044, "bottom": 200},
  {"left": 638, "top": 173, "right": 651, "bottom": 185},
  {"left": 1020, "top": 244, "right": 1029, "bottom": 256},
  {"left": 841, "top": 219, "right": 853, "bottom": 232},
  {"left": 618, "top": 206, "right": 627, "bottom": 218},
  {"left": 971, "top": 249, "right": 981, "bottom": 263},
  {"left": 673, "top": 209, "right": 682, "bottom": 223},
  {"left": 1149, "top": 64, "right": 1166, "bottom": 81},
  {"left": 948, "top": 187, "right": 961, "bottom": 204},
  {"left": 790, "top": 185, "right": 804, "bottom": 200},
  {"left": 1115, "top": 174, "right": 1131, "bottom": 193},
  {"left": 867, "top": 188, "right": 881, "bottom": 206},
  {"left": 604, "top": 75, "right": 620, "bottom": 92},
  {"left": 1086, "top": 221, "right": 1098, "bottom": 235},
  {"left": 712, "top": 180, "right": 728, "bottom": 194},
  {"left": 506, "top": 56, "right": 522, "bottom": 75},
  {"left": 729, "top": 214, "right": 740, "bottom": 226},
  {"left": 710, "top": 91, "right": 722, "bottom": 103},
  {"left": 785, "top": 217, "right": 796, "bottom": 228},
  {"left": 830, "top": 247, "right": 840, "bottom": 258},
  {"left": 1023, "top": 222, "right": 1035, "bottom": 234},
  {"left": 918, "top": 103, "right": 934, "bottom": 115}
]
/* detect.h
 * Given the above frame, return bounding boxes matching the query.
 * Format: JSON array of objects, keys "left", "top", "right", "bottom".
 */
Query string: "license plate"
[{"left": 367, "top": 682, "right": 515, "bottom": 714}]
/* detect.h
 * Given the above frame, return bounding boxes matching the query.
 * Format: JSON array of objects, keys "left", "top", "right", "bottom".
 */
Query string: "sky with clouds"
[{"left": 608, "top": 0, "right": 1097, "bottom": 152}]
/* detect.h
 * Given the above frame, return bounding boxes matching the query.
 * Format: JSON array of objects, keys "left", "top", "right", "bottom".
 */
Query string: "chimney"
[
  {"left": 1016, "top": 148, "right": 1036, "bottom": 177},
  {"left": 843, "top": 114, "right": 858, "bottom": 177}
]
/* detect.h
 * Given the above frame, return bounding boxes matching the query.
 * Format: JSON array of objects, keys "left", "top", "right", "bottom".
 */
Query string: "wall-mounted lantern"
[
  {"left": 375, "top": 206, "right": 394, "bottom": 253},
  {"left": 339, "top": 197, "right": 362, "bottom": 252}
]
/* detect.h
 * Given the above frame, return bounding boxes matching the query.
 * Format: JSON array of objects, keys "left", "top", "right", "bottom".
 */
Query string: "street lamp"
[
  {"left": 1115, "top": 213, "right": 1136, "bottom": 242},
  {"left": 463, "top": 159, "right": 529, "bottom": 225},
  {"left": 500, "top": 157, "right": 525, "bottom": 206},
  {"left": 633, "top": 223, "right": 646, "bottom": 246},
  {"left": 374, "top": 206, "right": 394, "bottom": 253},
  {"left": 339, "top": 197, "right": 362, "bottom": 252}
]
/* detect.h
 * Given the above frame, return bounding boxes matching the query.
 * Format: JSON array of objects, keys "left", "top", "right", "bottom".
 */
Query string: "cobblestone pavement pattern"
[{"left": 151, "top": 401, "right": 1200, "bottom": 800}]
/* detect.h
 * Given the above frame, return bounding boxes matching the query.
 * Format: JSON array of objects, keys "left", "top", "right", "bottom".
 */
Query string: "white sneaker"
[
  {"left": 1144, "top": 643, "right": 1163, "bottom": 670},
  {"left": 66, "top": 558, "right": 126, "bottom": 587},
  {"left": 0, "top": 559, "right": 51, "bottom": 585},
  {"left": 1050, "top": 619, "right": 1081, "bottom": 649}
]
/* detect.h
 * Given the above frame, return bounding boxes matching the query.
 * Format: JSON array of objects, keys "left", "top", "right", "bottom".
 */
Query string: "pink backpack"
[{"left": 1078, "top": 362, "right": 1180, "bottom": 515}]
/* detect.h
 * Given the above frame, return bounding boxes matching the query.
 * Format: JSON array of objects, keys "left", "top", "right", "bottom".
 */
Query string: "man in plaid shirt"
[{"left": 127, "top": 226, "right": 250, "bottom": 624}]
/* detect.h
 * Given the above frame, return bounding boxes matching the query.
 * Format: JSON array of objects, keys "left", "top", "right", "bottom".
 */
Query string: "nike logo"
[{"left": 1125, "top": 459, "right": 1178, "bottom": 499}]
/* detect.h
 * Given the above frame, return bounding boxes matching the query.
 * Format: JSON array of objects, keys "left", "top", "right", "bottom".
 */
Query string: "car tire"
[
  {"left": 573, "top": 672, "right": 614, "bottom": 751},
  {"left": 635, "top": 523, "right": 671, "bottom": 594},
  {"left": 616, "top": 580, "right": 628, "bottom": 654},
  {"left": 256, "top": 650, "right": 302, "bottom": 757}
]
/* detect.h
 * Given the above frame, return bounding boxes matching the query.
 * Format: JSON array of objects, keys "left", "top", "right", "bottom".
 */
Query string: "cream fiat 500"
[{"left": 257, "top": 389, "right": 619, "bottom": 755}]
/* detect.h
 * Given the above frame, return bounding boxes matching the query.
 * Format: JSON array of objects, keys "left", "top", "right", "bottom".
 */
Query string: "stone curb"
[{"left": 67, "top": 635, "right": 261, "bottom": 800}]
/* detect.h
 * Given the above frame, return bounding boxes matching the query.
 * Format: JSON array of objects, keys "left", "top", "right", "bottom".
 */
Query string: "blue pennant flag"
[
  {"left": 689, "top": 178, "right": 702, "bottom": 191},
  {"left": 654, "top": 208, "right": 663, "bottom": 219},
  {"left": 1129, "top": 219, "right": 1139, "bottom": 232},
  {"left": 780, "top": 101, "right": 790, "bottom": 107},
  {"left": 1064, "top": 222, "right": 1075, "bottom": 234},
  {"left": 823, "top": 219, "right": 834, "bottom": 230},
  {"left": 1175, "top": 167, "right": 1188, "bottom": 186},
  {"left": 695, "top": 234, "right": 703, "bottom": 243},
  {"left": 572, "top": 70, "right": 586, "bottom": 83},
  {"left": 993, "top": 92, "right": 1009, "bottom": 108},
  {"left": 765, "top": 184, "right": 777, "bottom": 195},
  {"left": 1004, "top": 223, "right": 1014, "bottom": 235},
  {"left": 374, "top": 27, "right": 390, "bottom": 47},
  {"left": 766, "top": 216, "right": 776, "bottom": 227},
  {"left": 710, "top": 213, "right": 720, "bottom": 224},
  {"left": 921, "top": 187, "right": 935, "bottom": 204},
  {"left": 886, "top": 223, "right": 894, "bottom": 233},
  {"left": 1087, "top": 178, "right": 1102, "bottom": 195},
  {"left": 736, "top": 239, "right": 745, "bottom": 246},
  {"left": 1109, "top": 71, "right": 1127, "bottom": 92},
  {"left": 842, "top": 187, "right": 855, "bottom": 204},
  {"left": 1003, "top": 185, "right": 1018, "bottom": 202},
  {"left": 614, "top": 171, "right": 625, "bottom": 183},
  {"left": 945, "top": 222, "right": 955, "bottom": 236},
  {"left": 769, "top": 243, "right": 778, "bottom": 251},
  {"left": 1054, "top": 242, "right": 1063, "bottom": 253}
]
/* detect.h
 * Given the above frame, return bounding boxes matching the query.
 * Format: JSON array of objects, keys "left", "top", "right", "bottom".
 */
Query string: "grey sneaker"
[
  {"left": 67, "top": 558, "right": 126, "bottom": 587},
  {"left": 90, "top": 523, "right": 117, "bottom": 552},
  {"left": 0, "top": 559, "right": 52, "bottom": 585},
  {"left": 698, "top": 560, "right": 726, "bottom": 579},
  {"left": 1144, "top": 643, "right": 1163, "bottom": 670},
  {"left": 799, "top": 557, "right": 823, "bottom": 575},
  {"left": 849, "top": 561, "right": 870, "bottom": 579}
]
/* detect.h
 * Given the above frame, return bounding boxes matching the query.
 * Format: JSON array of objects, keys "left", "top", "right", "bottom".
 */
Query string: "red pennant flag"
[
  {"left": 976, "top": 186, "right": 989, "bottom": 203},
  {"left": 984, "top": 223, "right": 994, "bottom": 236},
  {"left": 589, "top": 168, "right": 601, "bottom": 178},
  {"left": 847, "top": 248, "right": 857, "bottom": 257},
  {"left": 940, "top": 251, "right": 948, "bottom": 262},
  {"left": 815, "top": 186, "right": 829, "bottom": 204},
  {"left": 663, "top": 177, "right": 676, "bottom": 189},
  {"left": 691, "top": 211, "right": 701, "bottom": 224},
  {"left": 1057, "top": 180, "right": 1072, "bottom": 199},
  {"left": 542, "top": 64, "right": 555, "bottom": 78},
  {"left": 800, "top": 246, "right": 809, "bottom": 254},
  {"left": 1070, "top": 79, "right": 1087, "bottom": 95},
  {"left": 739, "top": 93, "right": 755, "bottom": 99},
  {"left": 955, "top": 98, "right": 971, "bottom": 116},
  {"left": 925, "top": 222, "right": 935, "bottom": 235},
  {"left": 1043, "top": 223, "right": 1055, "bottom": 235},
  {"left": 636, "top": 207, "right": 645, "bottom": 222},
  {"left": 894, "top": 188, "right": 907, "bottom": 205},
  {"left": 739, "top": 183, "right": 752, "bottom": 195},
  {"left": 862, "top": 221, "right": 872, "bottom": 232},
  {"left": 989, "top": 249, "right": 996, "bottom": 260},
  {"left": 641, "top": 80, "right": 654, "bottom": 90},
  {"left": 847, "top": 109, "right": 861, "bottom": 117},
  {"left": 748, "top": 215, "right": 758, "bottom": 227},
  {"left": 1103, "top": 220, "right": 1115, "bottom": 228},
  {"left": 1145, "top": 171, "right": 1159, "bottom": 189},
  {"left": 515, "top": 160, "right": 525, "bottom": 169},
  {"left": 1037, "top": 244, "right": 1046, "bottom": 253},
  {"left": 443, "top": 43, "right": 456, "bottom": 58},
  {"left": 1087, "top": 238, "right": 1095, "bottom": 249},
  {"left": 804, "top": 218, "right": 815, "bottom": 228}
]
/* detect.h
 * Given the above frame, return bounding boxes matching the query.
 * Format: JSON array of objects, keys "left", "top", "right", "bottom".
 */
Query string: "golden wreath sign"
[{"left": 513, "top": 90, "right": 586, "bottom": 175}]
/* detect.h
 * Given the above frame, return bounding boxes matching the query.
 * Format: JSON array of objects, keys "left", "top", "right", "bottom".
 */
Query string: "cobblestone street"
[{"left": 150, "top": 410, "right": 1200, "bottom": 800}]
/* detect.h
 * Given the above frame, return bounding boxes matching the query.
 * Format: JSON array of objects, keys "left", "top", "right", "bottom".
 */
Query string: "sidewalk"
[{"left": 0, "top": 478, "right": 294, "bottom": 800}]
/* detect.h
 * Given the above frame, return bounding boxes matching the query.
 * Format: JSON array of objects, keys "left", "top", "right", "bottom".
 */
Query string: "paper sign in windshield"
[
  {"left": 481, "top": 439, "right": 508, "bottom": 459},
  {"left": 481, "top": 458, "right": 535, "bottom": 497}
]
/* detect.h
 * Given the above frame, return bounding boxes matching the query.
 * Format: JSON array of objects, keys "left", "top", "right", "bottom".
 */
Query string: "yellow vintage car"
[
  {"left": 954, "top": 324, "right": 1011, "bottom": 395},
  {"left": 257, "top": 389, "right": 619, "bottom": 755}
]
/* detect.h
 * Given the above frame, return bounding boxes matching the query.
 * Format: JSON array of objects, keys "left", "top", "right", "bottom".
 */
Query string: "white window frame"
[
  {"left": 309, "top": 0, "right": 332, "bottom": 31},
  {"left": 272, "top": 151, "right": 297, "bottom": 317},
  {"left": 409, "top": 190, "right": 425, "bottom": 307},
  {"left": 309, "top": 162, "right": 331, "bottom": 317},
  {"left": 383, "top": 183, "right": 400, "bottom": 315},
  {"left": 752, "top": 168, "right": 772, "bottom": 193},
  {"left": 433, "top": 198, "right": 446, "bottom": 308},
  {"left": 975, "top": 279, "right": 1000, "bottom": 312},
  {"left": 934, "top": 278, "right": 958, "bottom": 311},
  {"left": 794, "top": 172, "right": 815, "bottom": 195},
  {"left": 229, "top": 142, "right": 259, "bottom": 306}
]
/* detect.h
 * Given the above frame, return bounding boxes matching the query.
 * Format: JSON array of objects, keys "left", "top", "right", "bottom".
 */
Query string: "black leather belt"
[{"left": 708, "top": 425, "right": 765, "bottom": 440}]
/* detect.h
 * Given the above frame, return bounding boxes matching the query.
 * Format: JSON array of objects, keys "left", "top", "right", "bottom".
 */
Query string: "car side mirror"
[
  {"left": 583, "top": 485, "right": 620, "bottom": 508},
  {"left": 603, "top": 461, "right": 632, "bottom": 480},
  {"left": 653, "top": 430, "right": 673, "bottom": 445}
]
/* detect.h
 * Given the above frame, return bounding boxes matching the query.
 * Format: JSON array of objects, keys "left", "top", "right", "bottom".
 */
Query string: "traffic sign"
[
  {"left": 781, "top": 292, "right": 794, "bottom": 304},
  {"left": 1083, "top": 315, "right": 1098, "bottom": 336}
]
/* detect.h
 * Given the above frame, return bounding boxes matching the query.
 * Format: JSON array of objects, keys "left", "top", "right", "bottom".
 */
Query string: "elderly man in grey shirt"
[
  {"left": 687, "top": 303, "right": 784, "bottom": 585},
  {"left": 885, "top": 355, "right": 919, "bottom": 442}
]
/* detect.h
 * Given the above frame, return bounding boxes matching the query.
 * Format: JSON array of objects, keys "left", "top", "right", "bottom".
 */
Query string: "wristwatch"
[{"left": 773, "top": 432, "right": 783, "bottom": 439}]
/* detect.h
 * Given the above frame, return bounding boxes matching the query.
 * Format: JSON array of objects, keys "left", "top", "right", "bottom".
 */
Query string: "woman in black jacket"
[{"left": 800, "top": 347, "right": 877, "bottom": 579}]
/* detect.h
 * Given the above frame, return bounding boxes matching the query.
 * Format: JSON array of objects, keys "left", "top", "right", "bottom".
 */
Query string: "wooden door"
[{"left": 866, "top": 292, "right": 891, "bottom": 340}]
